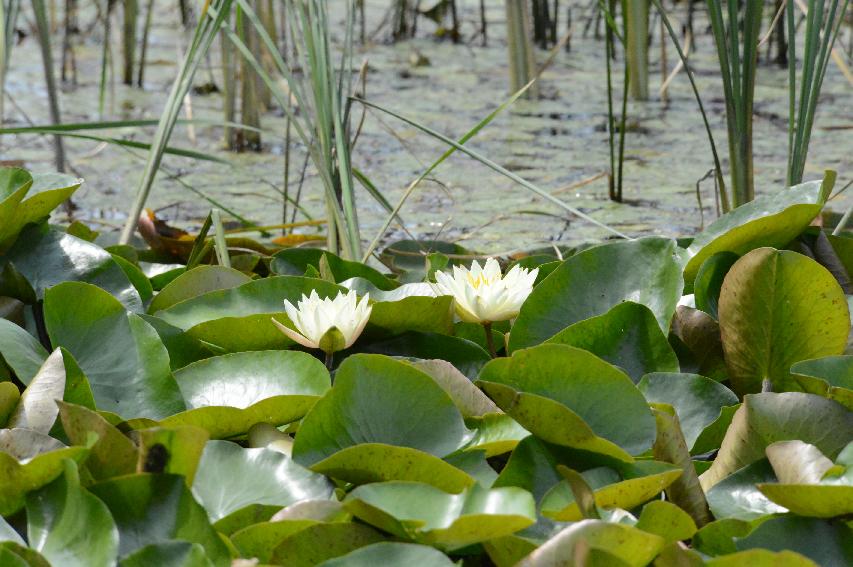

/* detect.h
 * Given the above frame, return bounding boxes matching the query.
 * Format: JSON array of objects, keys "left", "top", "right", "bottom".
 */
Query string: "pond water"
[{"left": 3, "top": 1, "right": 852, "bottom": 254}]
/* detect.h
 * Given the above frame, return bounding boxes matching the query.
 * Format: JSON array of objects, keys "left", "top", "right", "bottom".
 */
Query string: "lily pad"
[
  {"left": 700, "top": 392, "right": 853, "bottom": 491},
  {"left": 546, "top": 302, "right": 679, "bottom": 381},
  {"left": 147, "top": 265, "right": 252, "bottom": 314},
  {"left": 734, "top": 516, "right": 853, "bottom": 565},
  {"left": 718, "top": 247, "right": 849, "bottom": 394},
  {"left": 292, "top": 354, "right": 472, "bottom": 467},
  {"left": 44, "top": 282, "right": 185, "bottom": 420},
  {"left": 706, "top": 459, "right": 788, "bottom": 520},
  {"left": 683, "top": 174, "right": 834, "bottom": 284},
  {"left": 0, "top": 431, "right": 89, "bottom": 515},
  {"left": 271, "top": 248, "right": 397, "bottom": 290},
  {"left": 515, "top": 520, "right": 666, "bottom": 567},
  {"left": 510, "top": 237, "right": 683, "bottom": 350},
  {"left": 88, "top": 473, "right": 230, "bottom": 566},
  {"left": 0, "top": 319, "right": 48, "bottom": 385},
  {"left": 476, "top": 345, "right": 656, "bottom": 459},
  {"left": 540, "top": 461, "right": 682, "bottom": 521},
  {"left": 2, "top": 225, "right": 141, "bottom": 311},
  {"left": 343, "top": 481, "right": 536, "bottom": 551},
  {"left": 317, "top": 542, "right": 455, "bottom": 567},
  {"left": 162, "top": 350, "right": 330, "bottom": 438},
  {"left": 791, "top": 356, "right": 853, "bottom": 410},
  {"left": 119, "top": 542, "right": 213, "bottom": 567},
  {"left": 0, "top": 170, "right": 81, "bottom": 253},
  {"left": 268, "top": 522, "right": 386, "bottom": 567},
  {"left": 58, "top": 401, "right": 137, "bottom": 480},
  {"left": 356, "top": 331, "right": 490, "bottom": 379},
  {"left": 637, "top": 372, "right": 738, "bottom": 451},
  {"left": 694, "top": 252, "right": 739, "bottom": 318},
  {"left": 25, "top": 460, "right": 118, "bottom": 567},
  {"left": 191, "top": 440, "right": 333, "bottom": 523}
]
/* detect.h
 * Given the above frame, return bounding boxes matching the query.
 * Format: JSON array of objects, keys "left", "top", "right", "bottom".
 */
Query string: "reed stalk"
[
  {"left": 237, "top": 4, "right": 261, "bottom": 150},
  {"left": 136, "top": 0, "right": 154, "bottom": 86},
  {"left": 706, "top": 0, "right": 763, "bottom": 207},
  {"left": 121, "top": 0, "right": 137, "bottom": 84},
  {"left": 624, "top": 0, "right": 649, "bottom": 100},
  {"left": 220, "top": 17, "right": 238, "bottom": 150},
  {"left": 505, "top": 0, "right": 539, "bottom": 97},
  {"left": 118, "top": 0, "right": 233, "bottom": 244},
  {"left": 32, "top": 0, "right": 67, "bottom": 172},
  {"left": 787, "top": 0, "right": 849, "bottom": 185}
]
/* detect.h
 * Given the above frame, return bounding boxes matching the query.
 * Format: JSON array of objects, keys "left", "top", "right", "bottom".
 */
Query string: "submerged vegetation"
[{"left": 0, "top": 0, "right": 852, "bottom": 565}]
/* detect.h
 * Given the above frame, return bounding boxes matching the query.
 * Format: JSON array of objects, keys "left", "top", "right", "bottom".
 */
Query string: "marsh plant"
[{"left": 0, "top": 166, "right": 852, "bottom": 565}]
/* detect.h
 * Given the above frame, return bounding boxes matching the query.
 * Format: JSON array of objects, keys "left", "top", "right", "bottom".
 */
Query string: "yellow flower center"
[{"left": 467, "top": 273, "right": 495, "bottom": 289}]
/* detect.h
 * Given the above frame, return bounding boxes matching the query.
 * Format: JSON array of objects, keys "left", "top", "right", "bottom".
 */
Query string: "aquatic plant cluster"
[{"left": 1, "top": 166, "right": 852, "bottom": 565}]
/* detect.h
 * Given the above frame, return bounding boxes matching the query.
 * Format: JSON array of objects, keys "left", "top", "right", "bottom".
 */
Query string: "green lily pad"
[
  {"left": 510, "top": 237, "right": 683, "bottom": 351},
  {"left": 694, "top": 252, "right": 739, "bottom": 318},
  {"left": 25, "top": 460, "right": 118, "bottom": 567},
  {"left": 791, "top": 356, "right": 853, "bottom": 410},
  {"left": 8, "top": 349, "right": 95, "bottom": 434},
  {"left": 0, "top": 170, "right": 81, "bottom": 253},
  {"left": 44, "top": 282, "right": 185, "bottom": 420},
  {"left": 700, "top": 393, "right": 853, "bottom": 491},
  {"left": 88, "top": 473, "right": 230, "bottom": 566},
  {"left": 515, "top": 520, "right": 666, "bottom": 567},
  {"left": 343, "top": 481, "right": 536, "bottom": 551},
  {"left": 2, "top": 225, "right": 141, "bottom": 311},
  {"left": 0, "top": 382, "right": 20, "bottom": 428},
  {"left": 755, "top": 440, "right": 853, "bottom": 517},
  {"left": 357, "top": 332, "right": 490, "bottom": 379},
  {"left": 706, "top": 459, "right": 787, "bottom": 520},
  {"left": 162, "top": 350, "right": 330, "bottom": 438},
  {"left": 148, "top": 265, "right": 252, "bottom": 314},
  {"left": 293, "top": 354, "right": 472, "bottom": 466},
  {"left": 0, "top": 319, "right": 48, "bottom": 385},
  {"left": 462, "top": 413, "right": 530, "bottom": 457},
  {"left": 635, "top": 500, "right": 697, "bottom": 545},
  {"left": 408, "top": 359, "right": 500, "bottom": 418},
  {"left": 156, "top": 274, "right": 343, "bottom": 331},
  {"left": 683, "top": 174, "right": 834, "bottom": 284},
  {"left": 119, "top": 542, "right": 213, "bottom": 567},
  {"left": 476, "top": 345, "right": 655, "bottom": 459},
  {"left": 58, "top": 401, "right": 138, "bottom": 480},
  {"left": 130, "top": 425, "right": 208, "bottom": 482},
  {"left": 317, "top": 542, "right": 455, "bottom": 567},
  {"left": 0, "top": 431, "right": 89, "bottom": 515},
  {"left": 272, "top": 248, "right": 397, "bottom": 290},
  {"left": 706, "top": 550, "right": 818, "bottom": 566},
  {"left": 718, "top": 247, "right": 849, "bottom": 394},
  {"left": 191, "top": 440, "right": 333, "bottom": 523},
  {"left": 230, "top": 519, "right": 322, "bottom": 562},
  {"left": 139, "top": 315, "right": 213, "bottom": 371},
  {"left": 735, "top": 516, "right": 853, "bottom": 565},
  {"left": 540, "top": 461, "right": 682, "bottom": 521},
  {"left": 268, "top": 522, "right": 386, "bottom": 567},
  {"left": 310, "top": 443, "right": 475, "bottom": 493},
  {"left": 545, "top": 302, "right": 679, "bottom": 381},
  {"left": 637, "top": 373, "right": 738, "bottom": 451}
]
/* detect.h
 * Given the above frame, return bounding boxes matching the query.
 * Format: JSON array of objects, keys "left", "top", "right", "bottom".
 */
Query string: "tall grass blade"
[
  {"left": 31, "top": 0, "right": 67, "bottom": 173},
  {"left": 705, "top": 0, "right": 763, "bottom": 207},
  {"left": 787, "top": 0, "right": 849, "bottom": 185},
  {"left": 118, "top": 0, "right": 234, "bottom": 245}
]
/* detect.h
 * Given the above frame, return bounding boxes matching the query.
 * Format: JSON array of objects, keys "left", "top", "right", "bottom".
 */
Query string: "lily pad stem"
[{"left": 483, "top": 322, "right": 496, "bottom": 358}]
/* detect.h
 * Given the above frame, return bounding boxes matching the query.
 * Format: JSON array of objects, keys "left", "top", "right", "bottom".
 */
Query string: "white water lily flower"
[
  {"left": 272, "top": 290, "right": 372, "bottom": 354},
  {"left": 434, "top": 258, "right": 538, "bottom": 324}
]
